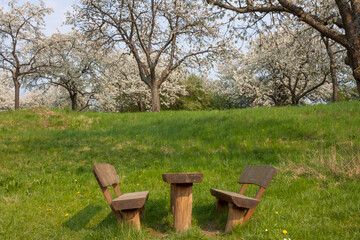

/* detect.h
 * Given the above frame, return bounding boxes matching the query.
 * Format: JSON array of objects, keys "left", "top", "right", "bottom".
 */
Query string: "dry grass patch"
[
  {"left": 161, "top": 145, "right": 174, "bottom": 155},
  {"left": 282, "top": 147, "right": 360, "bottom": 180},
  {"left": 112, "top": 141, "right": 132, "bottom": 150}
]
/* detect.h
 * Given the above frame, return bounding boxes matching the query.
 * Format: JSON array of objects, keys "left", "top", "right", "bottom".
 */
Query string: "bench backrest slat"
[
  {"left": 237, "top": 165, "right": 276, "bottom": 189},
  {"left": 93, "top": 163, "right": 121, "bottom": 188}
]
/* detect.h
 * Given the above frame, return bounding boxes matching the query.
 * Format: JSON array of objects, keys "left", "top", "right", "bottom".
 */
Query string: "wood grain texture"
[
  {"left": 139, "top": 205, "right": 145, "bottom": 218},
  {"left": 113, "top": 184, "right": 122, "bottom": 197},
  {"left": 216, "top": 198, "right": 228, "bottom": 212},
  {"left": 238, "top": 184, "right": 248, "bottom": 194},
  {"left": 93, "top": 163, "right": 121, "bottom": 187},
  {"left": 237, "top": 165, "right": 276, "bottom": 188},
  {"left": 225, "top": 203, "right": 245, "bottom": 233},
  {"left": 93, "top": 163, "right": 149, "bottom": 231},
  {"left": 93, "top": 169, "right": 123, "bottom": 223},
  {"left": 111, "top": 191, "right": 149, "bottom": 210},
  {"left": 122, "top": 209, "right": 141, "bottom": 231},
  {"left": 162, "top": 173, "right": 203, "bottom": 184},
  {"left": 244, "top": 187, "right": 266, "bottom": 222},
  {"left": 170, "top": 183, "right": 175, "bottom": 214},
  {"left": 210, "top": 189, "right": 260, "bottom": 209},
  {"left": 172, "top": 183, "right": 193, "bottom": 232},
  {"left": 210, "top": 165, "right": 276, "bottom": 232}
]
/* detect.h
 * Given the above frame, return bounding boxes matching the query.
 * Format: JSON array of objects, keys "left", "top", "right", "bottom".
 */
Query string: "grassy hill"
[{"left": 0, "top": 102, "right": 359, "bottom": 239}]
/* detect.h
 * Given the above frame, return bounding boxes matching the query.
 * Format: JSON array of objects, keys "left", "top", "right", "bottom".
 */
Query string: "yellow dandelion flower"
[
  {"left": 65, "top": 213, "right": 69, "bottom": 217},
  {"left": 136, "top": 183, "right": 139, "bottom": 186},
  {"left": 77, "top": 192, "right": 80, "bottom": 194},
  {"left": 283, "top": 230, "right": 288, "bottom": 234},
  {"left": 275, "top": 211, "right": 278, "bottom": 214},
  {"left": 74, "top": 179, "right": 78, "bottom": 182}
]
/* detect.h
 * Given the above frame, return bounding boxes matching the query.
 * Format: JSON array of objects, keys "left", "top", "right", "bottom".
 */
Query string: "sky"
[{"left": 0, "top": 0, "right": 74, "bottom": 35}]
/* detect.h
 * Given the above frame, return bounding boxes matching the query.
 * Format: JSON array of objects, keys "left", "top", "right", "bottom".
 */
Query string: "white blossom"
[{"left": 0, "top": 0, "right": 53, "bottom": 109}]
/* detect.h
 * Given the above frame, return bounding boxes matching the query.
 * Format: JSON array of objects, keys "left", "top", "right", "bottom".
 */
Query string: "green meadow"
[{"left": 0, "top": 102, "right": 359, "bottom": 239}]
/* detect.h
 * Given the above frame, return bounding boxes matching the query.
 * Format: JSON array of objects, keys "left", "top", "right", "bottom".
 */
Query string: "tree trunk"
[
  {"left": 14, "top": 81, "right": 20, "bottom": 110},
  {"left": 336, "top": 1, "right": 360, "bottom": 97},
  {"left": 291, "top": 101, "right": 298, "bottom": 106},
  {"left": 70, "top": 92, "right": 78, "bottom": 111},
  {"left": 330, "top": 61, "right": 339, "bottom": 102},
  {"left": 352, "top": 51, "right": 360, "bottom": 95},
  {"left": 151, "top": 85, "right": 161, "bottom": 112},
  {"left": 348, "top": 50, "right": 360, "bottom": 97},
  {"left": 331, "top": 67, "right": 339, "bottom": 102},
  {"left": 138, "top": 101, "right": 144, "bottom": 112},
  {"left": 137, "top": 96, "right": 144, "bottom": 112},
  {"left": 291, "top": 93, "right": 298, "bottom": 106},
  {"left": 323, "top": 38, "right": 338, "bottom": 102}
]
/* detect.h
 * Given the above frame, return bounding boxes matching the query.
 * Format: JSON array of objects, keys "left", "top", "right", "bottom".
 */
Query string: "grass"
[{"left": 0, "top": 102, "right": 359, "bottom": 239}]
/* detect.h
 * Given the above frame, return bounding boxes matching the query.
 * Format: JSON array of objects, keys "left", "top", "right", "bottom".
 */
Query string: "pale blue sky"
[{"left": 0, "top": 0, "right": 74, "bottom": 35}]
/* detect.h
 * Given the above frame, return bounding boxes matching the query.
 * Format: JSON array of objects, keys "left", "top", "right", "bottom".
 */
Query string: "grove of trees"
[
  {"left": 0, "top": 0, "right": 52, "bottom": 110},
  {"left": 208, "top": 0, "right": 360, "bottom": 100},
  {"left": 0, "top": 0, "right": 358, "bottom": 112}
]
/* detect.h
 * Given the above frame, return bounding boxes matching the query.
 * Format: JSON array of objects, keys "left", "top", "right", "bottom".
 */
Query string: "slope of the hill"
[{"left": 0, "top": 102, "right": 359, "bottom": 239}]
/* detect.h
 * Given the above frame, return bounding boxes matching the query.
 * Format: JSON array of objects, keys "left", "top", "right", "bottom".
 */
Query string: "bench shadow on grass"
[
  {"left": 61, "top": 197, "right": 227, "bottom": 236},
  {"left": 193, "top": 203, "right": 227, "bottom": 235},
  {"left": 93, "top": 198, "right": 170, "bottom": 235},
  {"left": 62, "top": 199, "right": 169, "bottom": 233},
  {"left": 63, "top": 204, "right": 103, "bottom": 231},
  {"left": 142, "top": 198, "right": 170, "bottom": 234},
  {"left": 94, "top": 212, "right": 119, "bottom": 229}
]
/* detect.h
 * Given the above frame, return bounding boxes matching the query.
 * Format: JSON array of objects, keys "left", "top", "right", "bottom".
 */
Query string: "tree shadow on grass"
[{"left": 63, "top": 204, "right": 102, "bottom": 231}]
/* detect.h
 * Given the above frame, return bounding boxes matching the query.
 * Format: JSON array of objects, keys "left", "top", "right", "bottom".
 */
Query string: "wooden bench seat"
[
  {"left": 93, "top": 163, "right": 149, "bottom": 231},
  {"left": 210, "top": 165, "right": 276, "bottom": 232},
  {"left": 210, "top": 189, "right": 260, "bottom": 209},
  {"left": 111, "top": 191, "right": 149, "bottom": 210}
]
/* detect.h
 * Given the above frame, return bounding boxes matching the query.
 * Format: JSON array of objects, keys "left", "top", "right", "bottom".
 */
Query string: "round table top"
[{"left": 162, "top": 173, "right": 203, "bottom": 184}]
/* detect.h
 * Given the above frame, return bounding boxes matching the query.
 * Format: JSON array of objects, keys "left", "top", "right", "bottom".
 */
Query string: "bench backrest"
[
  {"left": 92, "top": 163, "right": 123, "bottom": 222},
  {"left": 93, "top": 163, "right": 121, "bottom": 188},
  {"left": 237, "top": 165, "right": 276, "bottom": 189}
]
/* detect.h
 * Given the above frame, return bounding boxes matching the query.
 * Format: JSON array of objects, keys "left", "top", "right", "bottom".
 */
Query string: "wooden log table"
[{"left": 162, "top": 173, "right": 203, "bottom": 232}]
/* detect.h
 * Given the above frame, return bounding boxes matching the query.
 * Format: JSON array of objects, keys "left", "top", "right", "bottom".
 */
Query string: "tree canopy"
[
  {"left": 0, "top": 0, "right": 357, "bottom": 112},
  {"left": 69, "top": 0, "right": 234, "bottom": 111},
  {"left": 0, "top": 0, "right": 52, "bottom": 109},
  {"left": 207, "top": 0, "right": 360, "bottom": 96}
]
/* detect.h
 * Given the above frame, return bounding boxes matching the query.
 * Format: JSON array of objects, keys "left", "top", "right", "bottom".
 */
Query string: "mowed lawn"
[{"left": 0, "top": 102, "right": 359, "bottom": 239}]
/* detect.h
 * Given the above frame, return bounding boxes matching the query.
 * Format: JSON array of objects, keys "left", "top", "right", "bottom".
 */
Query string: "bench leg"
[
  {"left": 139, "top": 205, "right": 145, "bottom": 218},
  {"left": 122, "top": 209, "right": 141, "bottom": 231},
  {"left": 170, "top": 183, "right": 175, "bottom": 214},
  {"left": 110, "top": 206, "right": 123, "bottom": 223},
  {"left": 244, "top": 207, "right": 256, "bottom": 223},
  {"left": 216, "top": 198, "right": 228, "bottom": 213},
  {"left": 225, "top": 203, "right": 246, "bottom": 233}
]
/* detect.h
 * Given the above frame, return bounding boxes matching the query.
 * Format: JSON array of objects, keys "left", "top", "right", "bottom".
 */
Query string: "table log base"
[{"left": 162, "top": 173, "right": 203, "bottom": 232}]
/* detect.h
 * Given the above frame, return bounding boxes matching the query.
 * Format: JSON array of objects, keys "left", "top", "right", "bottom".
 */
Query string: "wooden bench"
[
  {"left": 93, "top": 163, "right": 149, "bottom": 231},
  {"left": 210, "top": 165, "right": 276, "bottom": 232}
]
